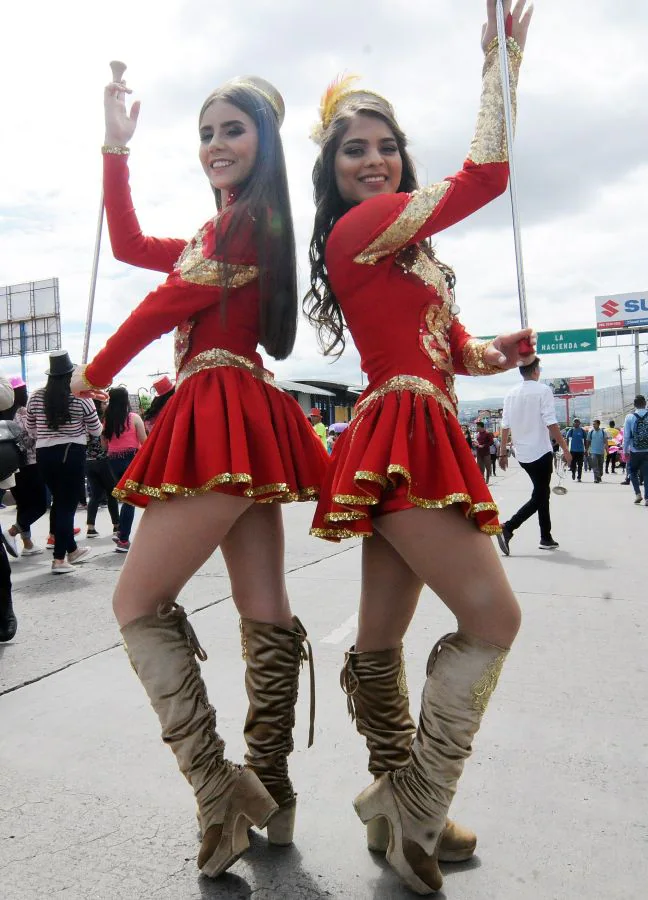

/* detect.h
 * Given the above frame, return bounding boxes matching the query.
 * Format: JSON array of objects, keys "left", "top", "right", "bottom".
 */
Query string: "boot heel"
[
  {"left": 354, "top": 775, "right": 442, "bottom": 896},
  {"left": 266, "top": 800, "right": 296, "bottom": 845},
  {"left": 366, "top": 817, "right": 389, "bottom": 853},
  {"left": 236, "top": 768, "right": 279, "bottom": 829}
]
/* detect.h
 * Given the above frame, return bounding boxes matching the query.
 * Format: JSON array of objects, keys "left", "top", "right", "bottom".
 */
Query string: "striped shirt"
[{"left": 25, "top": 389, "right": 103, "bottom": 448}]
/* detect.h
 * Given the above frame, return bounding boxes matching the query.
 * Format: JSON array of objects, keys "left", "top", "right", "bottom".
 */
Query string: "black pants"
[
  {"left": 11, "top": 464, "right": 48, "bottom": 536},
  {"left": 505, "top": 452, "right": 553, "bottom": 541},
  {"left": 0, "top": 538, "right": 12, "bottom": 620},
  {"left": 37, "top": 444, "right": 86, "bottom": 560},
  {"left": 605, "top": 453, "right": 617, "bottom": 474},
  {"left": 570, "top": 451, "right": 584, "bottom": 480},
  {"left": 86, "top": 458, "right": 119, "bottom": 527}
]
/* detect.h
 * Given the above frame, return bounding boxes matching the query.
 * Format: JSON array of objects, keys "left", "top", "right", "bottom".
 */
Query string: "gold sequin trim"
[
  {"left": 462, "top": 339, "right": 504, "bottom": 376},
  {"left": 239, "top": 619, "right": 248, "bottom": 660},
  {"left": 472, "top": 650, "right": 508, "bottom": 714},
  {"left": 353, "top": 182, "right": 452, "bottom": 265},
  {"left": 174, "top": 223, "right": 259, "bottom": 287},
  {"left": 354, "top": 375, "right": 456, "bottom": 418},
  {"left": 327, "top": 510, "right": 369, "bottom": 522},
  {"left": 113, "top": 475, "right": 319, "bottom": 504},
  {"left": 397, "top": 651, "right": 409, "bottom": 699},
  {"left": 332, "top": 494, "right": 379, "bottom": 507},
  {"left": 468, "top": 41, "right": 521, "bottom": 166},
  {"left": 309, "top": 526, "right": 366, "bottom": 540},
  {"left": 176, "top": 347, "right": 275, "bottom": 389},
  {"left": 397, "top": 246, "right": 452, "bottom": 306},
  {"left": 101, "top": 144, "right": 130, "bottom": 155},
  {"left": 174, "top": 320, "right": 193, "bottom": 371}
]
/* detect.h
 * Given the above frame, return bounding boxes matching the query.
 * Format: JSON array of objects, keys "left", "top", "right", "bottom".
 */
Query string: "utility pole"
[
  {"left": 634, "top": 332, "right": 641, "bottom": 396},
  {"left": 615, "top": 354, "right": 626, "bottom": 412}
]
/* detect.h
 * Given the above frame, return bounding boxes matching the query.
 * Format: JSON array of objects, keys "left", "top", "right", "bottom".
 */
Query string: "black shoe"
[
  {"left": 539, "top": 537, "right": 560, "bottom": 550},
  {"left": 0, "top": 598, "right": 17, "bottom": 642},
  {"left": 497, "top": 526, "right": 512, "bottom": 556}
]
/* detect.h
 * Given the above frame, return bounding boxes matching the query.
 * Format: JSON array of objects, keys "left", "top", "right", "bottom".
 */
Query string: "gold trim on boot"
[
  {"left": 240, "top": 615, "right": 315, "bottom": 845},
  {"left": 340, "top": 644, "right": 477, "bottom": 862},
  {"left": 122, "top": 603, "right": 277, "bottom": 876},
  {"left": 352, "top": 632, "right": 508, "bottom": 894}
]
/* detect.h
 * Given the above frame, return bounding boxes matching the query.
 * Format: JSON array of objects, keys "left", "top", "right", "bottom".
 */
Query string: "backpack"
[{"left": 632, "top": 412, "right": 648, "bottom": 451}]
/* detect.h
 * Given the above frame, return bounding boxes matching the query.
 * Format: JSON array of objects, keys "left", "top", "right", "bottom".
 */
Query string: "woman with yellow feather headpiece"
[
  {"left": 305, "top": 1, "right": 535, "bottom": 894},
  {"left": 70, "top": 71, "right": 328, "bottom": 879}
]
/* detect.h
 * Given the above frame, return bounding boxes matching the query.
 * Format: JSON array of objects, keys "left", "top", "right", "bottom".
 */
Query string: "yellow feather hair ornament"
[{"left": 310, "top": 73, "right": 359, "bottom": 145}]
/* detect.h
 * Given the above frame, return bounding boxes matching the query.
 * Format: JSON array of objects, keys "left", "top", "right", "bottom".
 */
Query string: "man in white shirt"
[{"left": 497, "top": 357, "right": 572, "bottom": 553}]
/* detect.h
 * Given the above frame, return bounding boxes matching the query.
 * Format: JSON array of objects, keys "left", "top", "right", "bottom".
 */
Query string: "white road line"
[{"left": 320, "top": 613, "right": 358, "bottom": 645}]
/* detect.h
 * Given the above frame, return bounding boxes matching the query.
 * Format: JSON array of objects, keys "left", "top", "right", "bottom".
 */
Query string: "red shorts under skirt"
[
  {"left": 113, "top": 366, "right": 329, "bottom": 508},
  {"left": 310, "top": 389, "right": 500, "bottom": 541}
]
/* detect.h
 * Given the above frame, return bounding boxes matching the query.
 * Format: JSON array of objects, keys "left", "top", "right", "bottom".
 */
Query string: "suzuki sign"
[{"left": 595, "top": 291, "right": 648, "bottom": 333}]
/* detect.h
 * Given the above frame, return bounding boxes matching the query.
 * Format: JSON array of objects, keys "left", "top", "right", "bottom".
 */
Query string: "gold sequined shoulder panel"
[
  {"left": 174, "top": 221, "right": 259, "bottom": 288},
  {"left": 353, "top": 182, "right": 451, "bottom": 266},
  {"left": 468, "top": 39, "right": 522, "bottom": 166}
]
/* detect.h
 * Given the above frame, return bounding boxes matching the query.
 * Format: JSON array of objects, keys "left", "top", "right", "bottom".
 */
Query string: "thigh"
[
  {"left": 356, "top": 530, "right": 423, "bottom": 652},
  {"left": 220, "top": 503, "right": 292, "bottom": 629},
  {"left": 113, "top": 490, "right": 253, "bottom": 627},
  {"left": 374, "top": 505, "right": 520, "bottom": 648}
]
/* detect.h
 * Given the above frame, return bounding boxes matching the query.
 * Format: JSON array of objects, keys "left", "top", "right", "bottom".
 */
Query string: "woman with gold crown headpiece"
[
  {"left": 305, "top": 1, "right": 535, "bottom": 893},
  {"left": 71, "top": 71, "right": 328, "bottom": 878}
]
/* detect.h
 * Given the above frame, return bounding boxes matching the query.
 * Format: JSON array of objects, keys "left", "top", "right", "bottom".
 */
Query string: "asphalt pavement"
[{"left": 1, "top": 460, "right": 646, "bottom": 900}]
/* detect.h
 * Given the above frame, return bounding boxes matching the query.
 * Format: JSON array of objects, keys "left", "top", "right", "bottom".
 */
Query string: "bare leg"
[
  {"left": 373, "top": 506, "right": 521, "bottom": 648},
  {"left": 220, "top": 503, "right": 293, "bottom": 629},
  {"left": 113, "top": 492, "right": 253, "bottom": 627},
  {"left": 356, "top": 531, "right": 423, "bottom": 652}
]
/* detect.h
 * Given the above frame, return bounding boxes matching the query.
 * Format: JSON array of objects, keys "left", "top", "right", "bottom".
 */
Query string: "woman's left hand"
[
  {"left": 70, "top": 365, "right": 109, "bottom": 401},
  {"left": 483, "top": 328, "right": 537, "bottom": 370},
  {"left": 482, "top": 0, "right": 535, "bottom": 54}
]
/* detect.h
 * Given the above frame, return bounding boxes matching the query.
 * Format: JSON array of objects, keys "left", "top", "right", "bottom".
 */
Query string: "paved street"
[{"left": 1, "top": 461, "right": 647, "bottom": 900}]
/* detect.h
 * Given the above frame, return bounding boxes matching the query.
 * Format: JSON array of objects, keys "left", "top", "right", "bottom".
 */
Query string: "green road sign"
[
  {"left": 536, "top": 329, "right": 597, "bottom": 354},
  {"left": 478, "top": 328, "right": 597, "bottom": 354}
]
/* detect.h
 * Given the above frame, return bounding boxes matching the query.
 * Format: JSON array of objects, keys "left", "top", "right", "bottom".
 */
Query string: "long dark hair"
[
  {"left": 142, "top": 390, "right": 174, "bottom": 421},
  {"left": 0, "top": 384, "right": 28, "bottom": 421},
  {"left": 44, "top": 374, "right": 72, "bottom": 430},
  {"left": 199, "top": 81, "right": 298, "bottom": 360},
  {"left": 304, "top": 97, "right": 456, "bottom": 357},
  {"left": 103, "top": 387, "right": 131, "bottom": 440}
]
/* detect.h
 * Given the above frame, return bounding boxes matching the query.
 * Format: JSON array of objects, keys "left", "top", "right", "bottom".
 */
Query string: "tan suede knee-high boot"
[
  {"left": 353, "top": 632, "right": 508, "bottom": 895},
  {"left": 240, "top": 616, "right": 314, "bottom": 845},
  {"left": 121, "top": 603, "right": 277, "bottom": 877},
  {"left": 341, "top": 645, "right": 477, "bottom": 862}
]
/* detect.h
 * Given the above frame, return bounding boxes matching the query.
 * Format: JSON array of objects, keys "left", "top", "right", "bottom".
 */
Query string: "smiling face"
[
  {"left": 334, "top": 113, "right": 403, "bottom": 205},
  {"left": 198, "top": 99, "right": 259, "bottom": 193}
]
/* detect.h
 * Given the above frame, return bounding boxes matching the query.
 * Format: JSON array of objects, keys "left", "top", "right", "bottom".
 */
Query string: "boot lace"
[{"left": 158, "top": 602, "right": 208, "bottom": 662}]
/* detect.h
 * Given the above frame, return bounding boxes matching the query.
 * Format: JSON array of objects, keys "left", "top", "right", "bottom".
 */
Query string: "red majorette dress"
[
  {"left": 311, "top": 42, "right": 522, "bottom": 540},
  {"left": 85, "top": 154, "right": 329, "bottom": 507}
]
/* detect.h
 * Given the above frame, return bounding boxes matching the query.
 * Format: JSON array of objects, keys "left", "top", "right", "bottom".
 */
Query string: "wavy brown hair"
[
  {"left": 304, "top": 97, "right": 456, "bottom": 357},
  {"left": 200, "top": 81, "right": 297, "bottom": 360}
]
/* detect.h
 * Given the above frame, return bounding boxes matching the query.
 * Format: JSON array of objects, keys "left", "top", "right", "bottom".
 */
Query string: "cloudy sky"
[{"left": 1, "top": 0, "right": 647, "bottom": 401}]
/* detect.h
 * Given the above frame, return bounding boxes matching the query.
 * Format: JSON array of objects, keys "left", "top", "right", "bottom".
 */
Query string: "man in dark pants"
[
  {"left": 566, "top": 418, "right": 586, "bottom": 481},
  {"left": 497, "top": 357, "right": 572, "bottom": 553}
]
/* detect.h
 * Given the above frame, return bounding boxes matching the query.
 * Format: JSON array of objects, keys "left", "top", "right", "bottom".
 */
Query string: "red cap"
[
  {"left": 310, "top": 408, "right": 322, "bottom": 417},
  {"left": 152, "top": 375, "right": 174, "bottom": 396}
]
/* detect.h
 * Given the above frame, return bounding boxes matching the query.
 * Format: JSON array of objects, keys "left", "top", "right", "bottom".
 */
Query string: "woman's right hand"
[
  {"left": 482, "top": 0, "right": 534, "bottom": 55},
  {"left": 104, "top": 80, "right": 141, "bottom": 147}
]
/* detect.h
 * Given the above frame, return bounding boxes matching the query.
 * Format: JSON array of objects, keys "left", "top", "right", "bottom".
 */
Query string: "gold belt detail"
[
  {"left": 354, "top": 375, "right": 457, "bottom": 418},
  {"left": 176, "top": 348, "right": 275, "bottom": 388}
]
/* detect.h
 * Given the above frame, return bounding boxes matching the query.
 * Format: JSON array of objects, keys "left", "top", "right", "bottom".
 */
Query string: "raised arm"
[{"left": 102, "top": 79, "right": 187, "bottom": 272}]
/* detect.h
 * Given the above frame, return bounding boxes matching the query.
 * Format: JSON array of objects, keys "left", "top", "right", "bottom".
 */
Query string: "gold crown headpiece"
[
  {"left": 202, "top": 76, "right": 285, "bottom": 128},
  {"left": 310, "top": 73, "right": 394, "bottom": 145}
]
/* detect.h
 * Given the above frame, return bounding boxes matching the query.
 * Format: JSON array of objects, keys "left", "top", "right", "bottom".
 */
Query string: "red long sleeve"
[{"left": 103, "top": 154, "right": 187, "bottom": 273}]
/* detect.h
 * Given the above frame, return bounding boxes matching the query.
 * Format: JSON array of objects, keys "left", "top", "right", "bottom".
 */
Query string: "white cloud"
[{"left": 1, "top": 0, "right": 647, "bottom": 399}]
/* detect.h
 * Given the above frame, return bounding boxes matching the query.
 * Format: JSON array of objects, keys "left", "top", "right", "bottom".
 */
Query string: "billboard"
[
  {"left": 595, "top": 291, "right": 648, "bottom": 333},
  {"left": 0, "top": 278, "right": 61, "bottom": 358},
  {"left": 545, "top": 376, "right": 594, "bottom": 397}
]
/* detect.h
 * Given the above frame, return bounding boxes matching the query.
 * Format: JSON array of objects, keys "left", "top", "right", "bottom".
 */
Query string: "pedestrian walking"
[
  {"left": 26, "top": 352, "right": 102, "bottom": 574},
  {"left": 566, "top": 418, "right": 586, "bottom": 481},
  {"left": 490, "top": 434, "right": 500, "bottom": 476},
  {"left": 605, "top": 420, "right": 619, "bottom": 474},
  {"left": 475, "top": 421, "right": 495, "bottom": 484},
  {"left": 587, "top": 420, "right": 606, "bottom": 483},
  {"left": 497, "top": 357, "right": 571, "bottom": 553},
  {"left": 85, "top": 399, "right": 120, "bottom": 539},
  {"left": 309, "top": 408, "right": 328, "bottom": 449},
  {"left": 2, "top": 378, "right": 47, "bottom": 556},
  {"left": 103, "top": 387, "right": 147, "bottom": 552},
  {"left": 71, "top": 73, "right": 327, "bottom": 877},
  {"left": 623, "top": 394, "right": 648, "bottom": 505},
  {"left": 0, "top": 373, "right": 18, "bottom": 643},
  {"left": 304, "top": 2, "right": 534, "bottom": 893},
  {"left": 464, "top": 426, "right": 473, "bottom": 451}
]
